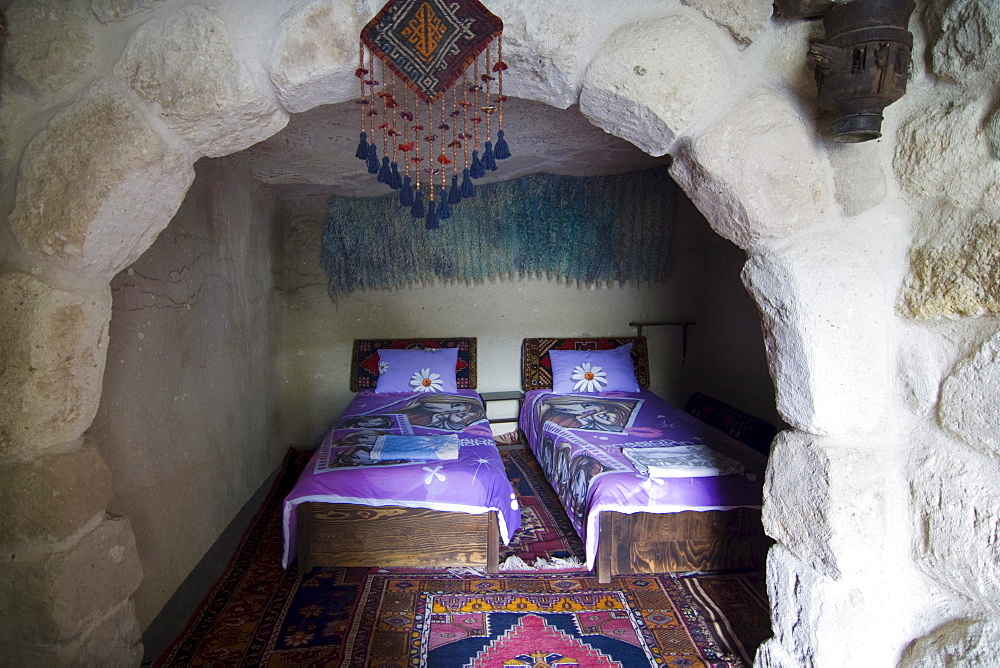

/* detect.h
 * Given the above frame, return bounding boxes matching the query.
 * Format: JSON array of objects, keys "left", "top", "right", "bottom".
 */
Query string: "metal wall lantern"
[{"left": 774, "top": 0, "right": 916, "bottom": 143}]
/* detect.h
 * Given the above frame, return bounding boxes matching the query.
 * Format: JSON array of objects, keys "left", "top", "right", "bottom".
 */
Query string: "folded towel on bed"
[
  {"left": 371, "top": 434, "right": 460, "bottom": 461},
  {"left": 622, "top": 444, "right": 745, "bottom": 478}
]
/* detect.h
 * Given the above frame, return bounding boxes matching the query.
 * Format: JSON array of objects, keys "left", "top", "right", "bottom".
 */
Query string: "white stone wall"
[{"left": 0, "top": 0, "right": 997, "bottom": 664}]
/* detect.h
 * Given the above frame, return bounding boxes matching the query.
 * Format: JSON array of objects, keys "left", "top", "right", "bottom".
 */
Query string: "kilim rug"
[
  {"left": 499, "top": 447, "right": 587, "bottom": 570},
  {"left": 154, "top": 447, "right": 771, "bottom": 667}
]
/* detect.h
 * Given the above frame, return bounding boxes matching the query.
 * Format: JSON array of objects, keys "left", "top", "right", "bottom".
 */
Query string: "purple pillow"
[
  {"left": 549, "top": 344, "right": 640, "bottom": 393},
  {"left": 374, "top": 347, "right": 459, "bottom": 393}
]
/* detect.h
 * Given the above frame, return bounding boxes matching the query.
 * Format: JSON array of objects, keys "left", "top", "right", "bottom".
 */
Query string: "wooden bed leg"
[
  {"left": 596, "top": 511, "right": 612, "bottom": 584},
  {"left": 296, "top": 503, "right": 314, "bottom": 573},
  {"left": 486, "top": 511, "right": 500, "bottom": 574}
]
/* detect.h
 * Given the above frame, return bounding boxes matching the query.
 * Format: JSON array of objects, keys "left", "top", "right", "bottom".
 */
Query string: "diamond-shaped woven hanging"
[
  {"left": 362, "top": 0, "right": 502, "bottom": 104},
  {"left": 355, "top": 0, "right": 510, "bottom": 230}
]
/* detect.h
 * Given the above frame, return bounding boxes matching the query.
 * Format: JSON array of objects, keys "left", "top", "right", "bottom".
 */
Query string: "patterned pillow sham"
[
  {"left": 548, "top": 343, "right": 641, "bottom": 393},
  {"left": 374, "top": 347, "right": 459, "bottom": 393}
]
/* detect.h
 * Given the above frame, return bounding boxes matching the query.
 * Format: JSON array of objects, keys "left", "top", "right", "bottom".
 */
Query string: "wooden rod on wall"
[{"left": 628, "top": 320, "right": 696, "bottom": 365}]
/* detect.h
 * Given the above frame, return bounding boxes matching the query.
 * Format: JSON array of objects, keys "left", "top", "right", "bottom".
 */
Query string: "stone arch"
[{"left": 0, "top": 0, "right": 892, "bottom": 663}]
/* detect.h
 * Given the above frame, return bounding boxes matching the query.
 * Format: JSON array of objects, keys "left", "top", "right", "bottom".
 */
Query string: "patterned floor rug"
[
  {"left": 499, "top": 447, "right": 587, "bottom": 570},
  {"left": 155, "top": 447, "right": 771, "bottom": 667}
]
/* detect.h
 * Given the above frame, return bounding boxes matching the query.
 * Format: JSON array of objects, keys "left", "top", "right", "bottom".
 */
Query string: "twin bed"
[{"left": 282, "top": 336, "right": 770, "bottom": 582}]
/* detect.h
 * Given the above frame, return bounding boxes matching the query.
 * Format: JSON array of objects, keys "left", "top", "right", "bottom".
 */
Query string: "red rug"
[
  {"left": 155, "top": 448, "right": 770, "bottom": 666},
  {"left": 499, "top": 447, "right": 587, "bottom": 570}
]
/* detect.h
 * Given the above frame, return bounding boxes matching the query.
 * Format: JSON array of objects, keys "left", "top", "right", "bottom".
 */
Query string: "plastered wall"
[
  {"left": 87, "top": 158, "right": 284, "bottom": 628},
  {"left": 274, "top": 189, "right": 774, "bottom": 450}
]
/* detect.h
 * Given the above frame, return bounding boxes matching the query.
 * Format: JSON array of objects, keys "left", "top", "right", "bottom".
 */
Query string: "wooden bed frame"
[
  {"left": 295, "top": 337, "right": 502, "bottom": 573},
  {"left": 520, "top": 336, "right": 772, "bottom": 583},
  {"left": 297, "top": 503, "right": 499, "bottom": 572}
]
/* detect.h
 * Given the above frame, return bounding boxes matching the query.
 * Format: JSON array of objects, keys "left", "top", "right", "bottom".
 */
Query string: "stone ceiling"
[{"left": 232, "top": 97, "right": 671, "bottom": 200}]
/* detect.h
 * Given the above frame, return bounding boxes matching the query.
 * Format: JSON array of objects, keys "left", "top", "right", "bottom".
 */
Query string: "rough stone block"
[
  {"left": 764, "top": 431, "right": 887, "bottom": 580},
  {"left": 0, "top": 445, "right": 113, "bottom": 544},
  {"left": 898, "top": 207, "right": 1000, "bottom": 318},
  {"left": 0, "top": 273, "right": 111, "bottom": 457},
  {"left": 680, "top": 0, "right": 770, "bottom": 47},
  {"left": 3, "top": 600, "right": 143, "bottom": 668},
  {"left": 1, "top": 1, "right": 93, "bottom": 95},
  {"left": 826, "top": 140, "right": 887, "bottom": 218},
  {"left": 900, "top": 617, "right": 1000, "bottom": 667},
  {"left": 93, "top": 0, "right": 163, "bottom": 23},
  {"left": 116, "top": 5, "right": 288, "bottom": 157},
  {"left": 741, "top": 238, "right": 889, "bottom": 434},
  {"left": 8, "top": 85, "right": 195, "bottom": 278},
  {"left": 986, "top": 101, "right": 1000, "bottom": 160},
  {"left": 910, "top": 445, "right": 1000, "bottom": 611},
  {"left": 896, "top": 323, "right": 959, "bottom": 417},
  {"left": 939, "top": 331, "right": 1000, "bottom": 456},
  {"left": 490, "top": 0, "right": 595, "bottom": 108},
  {"left": 580, "top": 14, "right": 732, "bottom": 156},
  {"left": 893, "top": 95, "right": 1000, "bottom": 216},
  {"left": 921, "top": 0, "right": 1000, "bottom": 83},
  {"left": 0, "top": 516, "right": 143, "bottom": 645},
  {"left": 269, "top": 0, "right": 362, "bottom": 113},
  {"left": 763, "top": 543, "right": 925, "bottom": 666},
  {"left": 670, "top": 88, "right": 830, "bottom": 249}
]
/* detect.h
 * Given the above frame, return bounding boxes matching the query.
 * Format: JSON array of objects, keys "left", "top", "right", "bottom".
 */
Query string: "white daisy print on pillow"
[
  {"left": 410, "top": 368, "right": 444, "bottom": 392},
  {"left": 571, "top": 362, "right": 607, "bottom": 392}
]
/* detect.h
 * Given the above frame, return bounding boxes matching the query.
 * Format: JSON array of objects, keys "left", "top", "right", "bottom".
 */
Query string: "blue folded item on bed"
[{"left": 371, "top": 434, "right": 460, "bottom": 461}]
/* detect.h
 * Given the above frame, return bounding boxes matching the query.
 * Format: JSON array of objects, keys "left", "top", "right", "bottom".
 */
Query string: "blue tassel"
[
  {"left": 411, "top": 190, "right": 425, "bottom": 218},
  {"left": 356, "top": 132, "right": 368, "bottom": 160},
  {"left": 470, "top": 150, "right": 484, "bottom": 179},
  {"left": 400, "top": 176, "right": 413, "bottom": 206},
  {"left": 494, "top": 130, "right": 511, "bottom": 160},
  {"left": 425, "top": 200, "right": 439, "bottom": 229},
  {"left": 482, "top": 141, "right": 497, "bottom": 172},
  {"left": 448, "top": 175, "right": 462, "bottom": 204},
  {"left": 366, "top": 144, "right": 379, "bottom": 174},
  {"left": 389, "top": 162, "right": 402, "bottom": 189},
  {"left": 377, "top": 156, "right": 391, "bottom": 183},
  {"left": 460, "top": 168, "right": 474, "bottom": 198},
  {"left": 437, "top": 188, "right": 451, "bottom": 220}
]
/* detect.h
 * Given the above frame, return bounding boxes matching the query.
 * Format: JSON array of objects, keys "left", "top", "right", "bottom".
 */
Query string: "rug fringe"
[
  {"left": 499, "top": 555, "right": 532, "bottom": 571},
  {"left": 500, "top": 555, "right": 585, "bottom": 571}
]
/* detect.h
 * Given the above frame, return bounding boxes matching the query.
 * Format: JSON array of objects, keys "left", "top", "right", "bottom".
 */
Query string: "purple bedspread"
[
  {"left": 282, "top": 390, "right": 521, "bottom": 568},
  {"left": 519, "top": 389, "right": 766, "bottom": 569}
]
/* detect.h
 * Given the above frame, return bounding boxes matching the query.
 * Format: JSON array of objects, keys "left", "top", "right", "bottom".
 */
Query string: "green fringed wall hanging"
[{"left": 321, "top": 167, "right": 676, "bottom": 298}]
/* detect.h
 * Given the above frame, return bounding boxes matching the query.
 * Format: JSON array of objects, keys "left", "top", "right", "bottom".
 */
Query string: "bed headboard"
[
  {"left": 350, "top": 338, "right": 478, "bottom": 391},
  {"left": 521, "top": 337, "right": 650, "bottom": 391}
]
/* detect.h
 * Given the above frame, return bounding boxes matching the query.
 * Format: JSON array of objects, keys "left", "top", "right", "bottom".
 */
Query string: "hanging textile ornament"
[
  {"left": 438, "top": 187, "right": 452, "bottom": 219},
  {"left": 425, "top": 199, "right": 439, "bottom": 229},
  {"left": 411, "top": 189, "right": 425, "bottom": 218},
  {"left": 494, "top": 129, "right": 510, "bottom": 160},
  {"left": 460, "top": 167, "right": 475, "bottom": 198},
  {"left": 482, "top": 140, "right": 497, "bottom": 171},
  {"left": 357, "top": 0, "right": 509, "bottom": 228},
  {"left": 356, "top": 132, "right": 369, "bottom": 160},
  {"left": 470, "top": 149, "right": 484, "bottom": 179},
  {"left": 400, "top": 175, "right": 413, "bottom": 206},
  {"left": 377, "top": 156, "right": 391, "bottom": 183}
]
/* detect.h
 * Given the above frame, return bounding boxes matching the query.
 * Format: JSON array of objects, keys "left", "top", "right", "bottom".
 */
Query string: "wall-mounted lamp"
[{"left": 774, "top": 0, "right": 916, "bottom": 143}]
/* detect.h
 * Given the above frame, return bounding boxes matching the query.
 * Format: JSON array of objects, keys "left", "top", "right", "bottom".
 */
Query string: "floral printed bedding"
[
  {"left": 282, "top": 390, "right": 521, "bottom": 568},
  {"left": 519, "top": 389, "right": 765, "bottom": 569}
]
